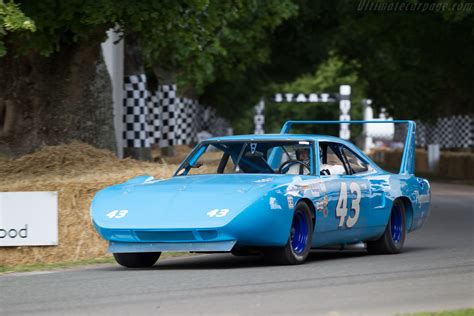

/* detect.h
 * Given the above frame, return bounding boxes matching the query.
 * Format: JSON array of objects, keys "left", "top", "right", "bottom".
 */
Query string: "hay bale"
[
  {"left": 440, "top": 151, "right": 474, "bottom": 180},
  {"left": 0, "top": 142, "right": 179, "bottom": 267}
]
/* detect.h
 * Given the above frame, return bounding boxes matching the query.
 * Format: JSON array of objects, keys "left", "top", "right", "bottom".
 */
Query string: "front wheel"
[
  {"left": 264, "top": 202, "right": 313, "bottom": 265},
  {"left": 367, "top": 199, "right": 406, "bottom": 254},
  {"left": 113, "top": 252, "right": 161, "bottom": 268}
]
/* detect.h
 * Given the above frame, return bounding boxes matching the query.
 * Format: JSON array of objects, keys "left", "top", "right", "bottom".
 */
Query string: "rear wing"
[{"left": 280, "top": 120, "right": 416, "bottom": 175}]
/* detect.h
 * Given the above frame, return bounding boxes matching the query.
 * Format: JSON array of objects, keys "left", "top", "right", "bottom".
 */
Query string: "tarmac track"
[{"left": 1, "top": 182, "right": 473, "bottom": 315}]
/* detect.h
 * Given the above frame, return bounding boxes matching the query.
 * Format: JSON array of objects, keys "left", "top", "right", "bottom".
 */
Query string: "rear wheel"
[
  {"left": 113, "top": 252, "right": 161, "bottom": 268},
  {"left": 264, "top": 202, "right": 313, "bottom": 265},
  {"left": 367, "top": 199, "right": 406, "bottom": 254}
]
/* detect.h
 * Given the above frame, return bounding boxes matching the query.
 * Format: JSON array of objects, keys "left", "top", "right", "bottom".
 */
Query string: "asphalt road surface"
[{"left": 1, "top": 182, "right": 473, "bottom": 315}]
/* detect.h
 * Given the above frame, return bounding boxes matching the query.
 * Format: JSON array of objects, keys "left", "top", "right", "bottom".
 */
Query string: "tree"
[
  {"left": 204, "top": 0, "right": 474, "bottom": 135},
  {"left": 0, "top": 0, "right": 35, "bottom": 54},
  {"left": 0, "top": 0, "right": 297, "bottom": 157},
  {"left": 265, "top": 52, "right": 367, "bottom": 136},
  {"left": 332, "top": 1, "right": 474, "bottom": 119},
  {"left": 201, "top": 0, "right": 342, "bottom": 133},
  {"left": 0, "top": 0, "right": 119, "bottom": 157}
]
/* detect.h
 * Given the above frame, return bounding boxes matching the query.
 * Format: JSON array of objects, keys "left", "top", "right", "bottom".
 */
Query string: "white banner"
[{"left": 0, "top": 192, "right": 58, "bottom": 246}]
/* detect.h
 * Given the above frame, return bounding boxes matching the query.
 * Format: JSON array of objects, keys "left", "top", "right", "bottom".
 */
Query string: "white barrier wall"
[{"left": 0, "top": 192, "right": 58, "bottom": 246}]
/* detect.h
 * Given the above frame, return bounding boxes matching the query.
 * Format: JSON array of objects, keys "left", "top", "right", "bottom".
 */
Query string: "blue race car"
[{"left": 90, "top": 120, "right": 431, "bottom": 267}]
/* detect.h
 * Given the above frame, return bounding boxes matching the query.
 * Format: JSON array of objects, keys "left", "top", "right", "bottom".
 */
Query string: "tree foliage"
[
  {"left": 332, "top": 1, "right": 474, "bottom": 119},
  {"left": 135, "top": 0, "right": 297, "bottom": 92},
  {"left": 6, "top": 0, "right": 296, "bottom": 90},
  {"left": 205, "top": 0, "right": 473, "bottom": 134},
  {"left": 2, "top": 0, "right": 472, "bottom": 134},
  {"left": 0, "top": 0, "right": 35, "bottom": 56},
  {"left": 264, "top": 52, "right": 367, "bottom": 134}
]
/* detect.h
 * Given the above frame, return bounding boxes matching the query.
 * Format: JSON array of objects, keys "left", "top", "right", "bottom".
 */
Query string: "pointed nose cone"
[{"left": 91, "top": 174, "right": 280, "bottom": 230}]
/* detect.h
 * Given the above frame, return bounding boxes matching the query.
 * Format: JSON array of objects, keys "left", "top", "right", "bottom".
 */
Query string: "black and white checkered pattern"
[
  {"left": 123, "top": 78, "right": 231, "bottom": 148},
  {"left": 157, "top": 84, "right": 177, "bottom": 147},
  {"left": 416, "top": 115, "right": 473, "bottom": 149},
  {"left": 174, "top": 98, "right": 192, "bottom": 145},
  {"left": 123, "top": 75, "right": 151, "bottom": 148},
  {"left": 147, "top": 90, "right": 161, "bottom": 145},
  {"left": 175, "top": 98, "right": 200, "bottom": 144}
]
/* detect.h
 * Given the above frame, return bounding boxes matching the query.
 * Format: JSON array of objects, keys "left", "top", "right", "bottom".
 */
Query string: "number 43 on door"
[{"left": 336, "top": 182, "right": 361, "bottom": 228}]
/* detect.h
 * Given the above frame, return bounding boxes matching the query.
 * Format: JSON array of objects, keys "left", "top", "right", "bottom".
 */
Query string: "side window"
[
  {"left": 319, "top": 142, "right": 347, "bottom": 176},
  {"left": 342, "top": 147, "right": 373, "bottom": 174},
  {"left": 222, "top": 155, "right": 237, "bottom": 173}
]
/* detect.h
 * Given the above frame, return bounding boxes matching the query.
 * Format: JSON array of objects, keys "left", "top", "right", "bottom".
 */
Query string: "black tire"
[
  {"left": 113, "top": 252, "right": 161, "bottom": 268},
  {"left": 264, "top": 202, "right": 313, "bottom": 265},
  {"left": 367, "top": 199, "right": 406, "bottom": 254},
  {"left": 231, "top": 246, "right": 260, "bottom": 256}
]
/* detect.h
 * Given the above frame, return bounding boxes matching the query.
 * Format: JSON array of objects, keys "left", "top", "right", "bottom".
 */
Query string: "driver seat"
[{"left": 320, "top": 164, "right": 345, "bottom": 175}]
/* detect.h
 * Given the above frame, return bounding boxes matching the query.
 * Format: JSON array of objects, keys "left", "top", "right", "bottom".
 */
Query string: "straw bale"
[{"left": 0, "top": 142, "right": 185, "bottom": 267}]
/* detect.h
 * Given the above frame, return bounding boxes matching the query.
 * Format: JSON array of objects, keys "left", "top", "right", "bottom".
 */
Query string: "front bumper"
[{"left": 108, "top": 240, "right": 237, "bottom": 253}]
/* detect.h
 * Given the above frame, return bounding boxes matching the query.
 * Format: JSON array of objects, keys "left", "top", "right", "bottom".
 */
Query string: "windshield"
[{"left": 175, "top": 140, "right": 314, "bottom": 176}]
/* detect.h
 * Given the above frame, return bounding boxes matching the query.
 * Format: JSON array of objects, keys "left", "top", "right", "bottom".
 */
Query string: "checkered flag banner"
[
  {"left": 147, "top": 90, "right": 161, "bottom": 145},
  {"left": 124, "top": 78, "right": 232, "bottom": 149},
  {"left": 157, "top": 84, "right": 177, "bottom": 147},
  {"left": 123, "top": 74, "right": 151, "bottom": 148},
  {"left": 416, "top": 114, "right": 474, "bottom": 149},
  {"left": 174, "top": 97, "right": 199, "bottom": 145}
]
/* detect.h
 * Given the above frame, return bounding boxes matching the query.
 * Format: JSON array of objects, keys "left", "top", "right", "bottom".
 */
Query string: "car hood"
[{"left": 91, "top": 174, "right": 291, "bottom": 229}]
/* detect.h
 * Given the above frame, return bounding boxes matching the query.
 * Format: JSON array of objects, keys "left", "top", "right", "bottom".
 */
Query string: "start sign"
[{"left": 0, "top": 192, "right": 58, "bottom": 246}]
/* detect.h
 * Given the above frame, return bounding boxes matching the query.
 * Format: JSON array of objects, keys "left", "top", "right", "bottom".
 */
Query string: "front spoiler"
[{"left": 108, "top": 240, "right": 237, "bottom": 253}]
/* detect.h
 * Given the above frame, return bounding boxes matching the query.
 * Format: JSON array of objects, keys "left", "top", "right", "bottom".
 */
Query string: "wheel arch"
[
  {"left": 395, "top": 196, "right": 413, "bottom": 231},
  {"left": 297, "top": 198, "right": 316, "bottom": 228}
]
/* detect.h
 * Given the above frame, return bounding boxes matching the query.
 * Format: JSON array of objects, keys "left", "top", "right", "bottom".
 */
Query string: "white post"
[
  {"left": 363, "top": 100, "right": 374, "bottom": 152},
  {"left": 339, "top": 85, "right": 351, "bottom": 140},
  {"left": 101, "top": 28, "right": 124, "bottom": 158},
  {"left": 427, "top": 144, "right": 440, "bottom": 172},
  {"left": 254, "top": 98, "right": 265, "bottom": 134}
]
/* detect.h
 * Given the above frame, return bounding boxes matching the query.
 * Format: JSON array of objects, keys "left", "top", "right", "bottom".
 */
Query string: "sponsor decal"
[
  {"left": 254, "top": 177, "right": 274, "bottom": 183},
  {"left": 310, "top": 183, "right": 320, "bottom": 196},
  {"left": 286, "top": 184, "right": 300, "bottom": 197},
  {"left": 287, "top": 196, "right": 294, "bottom": 209},
  {"left": 269, "top": 197, "right": 282, "bottom": 210},
  {"left": 315, "top": 182, "right": 329, "bottom": 217},
  {"left": 297, "top": 184, "right": 311, "bottom": 195}
]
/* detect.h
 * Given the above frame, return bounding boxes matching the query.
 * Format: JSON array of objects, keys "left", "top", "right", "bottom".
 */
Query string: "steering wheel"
[{"left": 278, "top": 160, "right": 310, "bottom": 174}]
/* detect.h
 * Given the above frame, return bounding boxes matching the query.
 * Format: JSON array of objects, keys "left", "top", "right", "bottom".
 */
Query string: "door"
[{"left": 315, "top": 142, "right": 371, "bottom": 245}]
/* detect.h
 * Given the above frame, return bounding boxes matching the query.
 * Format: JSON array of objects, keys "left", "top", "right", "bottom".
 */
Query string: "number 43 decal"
[
  {"left": 207, "top": 209, "right": 230, "bottom": 217},
  {"left": 106, "top": 210, "right": 128, "bottom": 219},
  {"left": 336, "top": 182, "right": 361, "bottom": 228}
]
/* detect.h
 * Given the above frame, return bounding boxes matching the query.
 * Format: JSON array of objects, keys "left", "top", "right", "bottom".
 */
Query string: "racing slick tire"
[
  {"left": 113, "top": 252, "right": 161, "bottom": 268},
  {"left": 367, "top": 199, "right": 406, "bottom": 254},
  {"left": 264, "top": 202, "right": 313, "bottom": 265}
]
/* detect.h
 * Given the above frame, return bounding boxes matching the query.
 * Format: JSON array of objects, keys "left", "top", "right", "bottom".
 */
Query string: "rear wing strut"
[{"left": 280, "top": 120, "right": 416, "bottom": 175}]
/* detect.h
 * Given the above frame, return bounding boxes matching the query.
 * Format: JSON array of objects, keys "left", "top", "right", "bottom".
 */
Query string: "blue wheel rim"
[
  {"left": 391, "top": 206, "right": 403, "bottom": 244},
  {"left": 290, "top": 210, "right": 308, "bottom": 255}
]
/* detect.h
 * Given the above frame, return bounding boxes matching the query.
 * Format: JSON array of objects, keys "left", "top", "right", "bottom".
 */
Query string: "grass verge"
[
  {"left": 0, "top": 252, "right": 190, "bottom": 274},
  {"left": 402, "top": 308, "right": 474, "bottom": 316}
]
